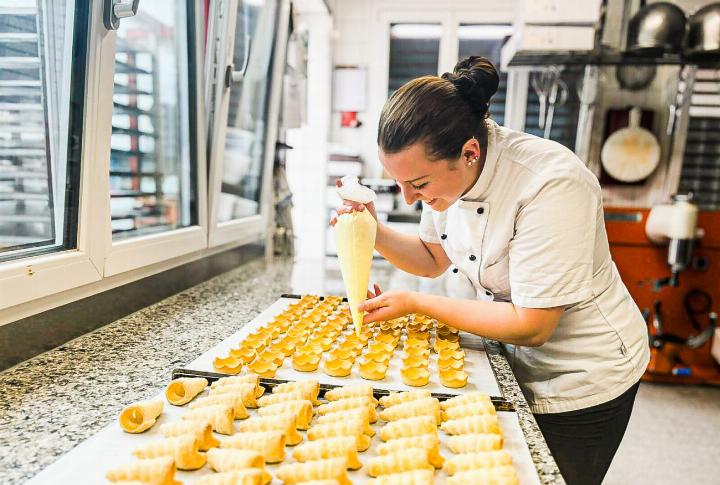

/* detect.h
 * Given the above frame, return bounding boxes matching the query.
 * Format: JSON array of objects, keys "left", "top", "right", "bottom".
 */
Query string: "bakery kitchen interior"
[{"left": 1, "top": 0, "right": 720, "bottom": 484}]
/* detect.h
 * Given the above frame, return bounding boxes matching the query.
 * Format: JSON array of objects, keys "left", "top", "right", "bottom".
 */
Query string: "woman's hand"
[
  {"left": 359, "top": 284, "right": 418, "bottom": 323},
  {"left": 329, "top": 179, "right": 378, "bottom": 226}
]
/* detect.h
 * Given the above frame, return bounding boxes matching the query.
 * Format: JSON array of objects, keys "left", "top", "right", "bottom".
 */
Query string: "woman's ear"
[{"left": 461, "top": 137, "right": 481, "bottom": 163}]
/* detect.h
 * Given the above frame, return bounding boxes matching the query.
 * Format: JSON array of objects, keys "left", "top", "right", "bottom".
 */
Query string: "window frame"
[
  {"left": 0, "top": 0, "right": 103, "bottom": 310},
  {"left": 377, "top": 8, "right": 517, "bottom": 125},
  {"left": 102, "top": 0, "right": 210, "bottom": 277},
  {"left": 205, "top": 0, "right": 290, "bottom": 249}
]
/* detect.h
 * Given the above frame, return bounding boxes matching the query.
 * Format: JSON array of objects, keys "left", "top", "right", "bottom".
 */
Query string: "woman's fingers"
[{"left": 358, "top": 294, "right": 386, "bottom": 313}]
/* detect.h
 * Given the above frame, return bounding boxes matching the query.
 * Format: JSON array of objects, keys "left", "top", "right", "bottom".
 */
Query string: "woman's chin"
[{"left": 427, "top": 199, "right": 450, "bottom": 211}]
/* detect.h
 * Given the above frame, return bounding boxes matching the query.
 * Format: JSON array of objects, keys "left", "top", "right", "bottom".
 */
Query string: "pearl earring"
[{"left": 467, "top": 156, "right": 480, "bottom": 167}]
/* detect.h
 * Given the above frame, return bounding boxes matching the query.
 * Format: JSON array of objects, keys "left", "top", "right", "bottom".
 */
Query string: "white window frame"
[
  {"left": 103, "top": 0, "right": 210, "bottom": 277},
  {"left": 206, "top": 0, "right": 290, "bottom": 249},
  {"left": 377, "top": 5, "right": 517, "bottom": 126},
  {"left": 0, "top": 0, "right": 108, "bottom": 309}
]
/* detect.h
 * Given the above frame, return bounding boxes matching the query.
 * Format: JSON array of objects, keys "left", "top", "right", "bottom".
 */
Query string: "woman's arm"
[
  {"left": 360, "top": 290, "right": 562, "bottom": 347},
  {"left": 375, "top": 224, "right": 451, "bottom": 278}
]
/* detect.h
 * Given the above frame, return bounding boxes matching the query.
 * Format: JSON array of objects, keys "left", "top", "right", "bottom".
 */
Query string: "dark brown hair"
[{"left": 377, "top": 56, "right": 499, "bottom": 162}]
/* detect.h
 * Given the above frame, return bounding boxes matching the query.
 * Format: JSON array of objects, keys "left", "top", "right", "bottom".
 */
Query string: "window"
[
  {"left": 458, "top": 24, "right": 512, "bottom": 126},
  {"left": 388, "top": 23, "right": 441, "bottom": 96},
  {"left": 524, "top": 66, "right": 584, "bottom": 149},
  {"left": 216, "top": 0, "right": 280, "bottom": 222},
  {"left": 0, "top": 0, "right": 87, "bottom": 262},
  {"left": 110, "top": 0, "right": 197, "bottom": 239},
  {"left": 678, "top": 69, "right": 720, "bottom": 210}
]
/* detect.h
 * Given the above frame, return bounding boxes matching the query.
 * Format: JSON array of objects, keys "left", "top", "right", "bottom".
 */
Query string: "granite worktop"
[{"left": 0, "top": 256, "right": 564, "bottom": 484}]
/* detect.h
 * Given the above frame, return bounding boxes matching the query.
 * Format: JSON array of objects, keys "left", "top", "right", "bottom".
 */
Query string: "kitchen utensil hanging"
[
  {"left": 685, "top": 2, "right": 720, "bottom": 57},
  {"left": 616, "top": 64, "right": 657, "bottom": 91},
  {"left": 531, "top": 66, "right": 561, "bottom": 130},
  {"left": 575, "top": 66, "right": 598, "bottom": 154},
  {"left": 543, "top": 78, "right": 568, "bottom": 139},
  {"left": 600, "top": 107, "right": 661, "bottom": 183},
  {"left": 626, "top": 2, "right": 687, "bottom": 53}
]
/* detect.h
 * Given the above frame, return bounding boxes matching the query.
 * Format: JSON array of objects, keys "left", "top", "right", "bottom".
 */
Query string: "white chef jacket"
[{"left": 419, "top": 121, "right": 650, "bottom": 414}]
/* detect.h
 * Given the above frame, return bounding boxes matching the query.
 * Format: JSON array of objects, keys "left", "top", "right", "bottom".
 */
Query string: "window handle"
[
  {"left": 225, "top": 34, "right": 252, "bottom": 88},
  {"left": 104, "top": 0, "right": 140, "bottom": 30}
]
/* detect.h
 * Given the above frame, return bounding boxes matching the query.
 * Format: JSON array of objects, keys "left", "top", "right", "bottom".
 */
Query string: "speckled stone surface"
[
  {"left": 484, "top": 339, "right": 565, "bottom": 484},
  {"left": 0, "top": 256, "right": 563, "bottom": 484}
]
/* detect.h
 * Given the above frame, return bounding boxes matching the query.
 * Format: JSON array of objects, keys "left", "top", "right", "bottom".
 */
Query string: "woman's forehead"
[{"left": 379, "top": 143, "right": 439, "bottom": 180}]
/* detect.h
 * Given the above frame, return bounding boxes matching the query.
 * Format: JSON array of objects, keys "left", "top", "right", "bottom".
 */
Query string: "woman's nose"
[{"left": 401, "top": 184, "right": 419, "bottom": 205}]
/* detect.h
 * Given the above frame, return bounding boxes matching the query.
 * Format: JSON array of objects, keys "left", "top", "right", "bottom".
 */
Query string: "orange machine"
[{"left": 605, "top": 206, "right": 720, "bottom": 385}]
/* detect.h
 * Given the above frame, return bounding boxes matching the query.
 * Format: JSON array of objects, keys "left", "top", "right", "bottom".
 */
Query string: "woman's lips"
[{"left": 428, "top": 198, "right": 438, "bottom": 206}]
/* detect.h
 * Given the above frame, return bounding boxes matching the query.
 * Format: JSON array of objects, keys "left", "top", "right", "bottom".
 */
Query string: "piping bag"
[{"left": 334, "top": 176, "right": 377, "bottom": 336}]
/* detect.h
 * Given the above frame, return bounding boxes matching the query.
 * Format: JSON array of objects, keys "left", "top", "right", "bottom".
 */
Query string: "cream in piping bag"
[{"left": 334, "top": 176, "right": 377, "bottom": 336}]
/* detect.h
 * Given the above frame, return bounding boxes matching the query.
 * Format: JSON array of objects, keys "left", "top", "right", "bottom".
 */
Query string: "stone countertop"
[{"left": 0, "top": 256, "right": 563, "bottom": 484}]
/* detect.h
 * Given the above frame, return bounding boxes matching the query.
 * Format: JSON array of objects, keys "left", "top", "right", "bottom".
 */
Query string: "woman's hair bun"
[{"left": 441, "top": 56, "right": 499, "bottom": 118}]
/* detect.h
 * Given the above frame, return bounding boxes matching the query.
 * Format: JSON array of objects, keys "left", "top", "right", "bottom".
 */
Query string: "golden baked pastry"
[
  {"left": 256, "top": 348, "right": 285, "bottom": 367},
  {"left": 440, "top": 414, "right": 501, "bottom": 435},
  {"left": 322, "top": 358, "right": 353, "bottom": 377},
  {"left": 328, "top": 347, "right": 356, "bottom": 361},
  {"left": 377, "top": 434, "right": 444, "bottom": 468},
  {"left": 210, "top": 383, "right": 259, "bottom": 408},
  {"left": 400, "top": 354, "right": 428, "bottom": 369},
  {"left": 315, "top": 407, "right": 375, "bottom": 436},
  {"left": 206, "top": 448, "right": 271, "bottom": 484},
  {"left": 439, "top": 369, "right": 468, "bottom": 389},
  {"left": 379, "top": 415, "right": 436, "bottom": 441},
  {"left": 160, "top": 419, "right": 219, "bottom": 451},
  {"left": 292, "top": 353, "right": 322, "bottom": 372},
  {"left": 317, "top": 396, "right": 378, "bottom": 423},
  {"left": 442, "top": 401, "right": 496, "bottom": 421},
  {"left": 400, "top": 367, "right": 430, "bottom": 387},
  {"left": 195, "top": 469, "right": 265, "bottom": 485},
  {"left": 359, "top": 360, "right": 388, "bottom": 380},
  {"left": 366, "top": 448, "right": 433, "bottom": 477},
  {"left": 366, "top": 469, "right": 435, "bottom": 485},
  {"left": 293, "top": 436, "right": 362, "bottom": 470},
  {"left": 437, "top": 357, "right": 464, "bottom": 372},
  {"left": 105, "top": 457, "right": 178, "bottom": 485},
  {"left": 132, "top": 435, "right": 206, "bottom": 470},
  {"left": 246, "top": 359, "right": 278, "bottom": 378},
  {"left": 189, "top": 393, "right": 248, "bottom": 420},
  {"left": 258, "top": 389, "right": 315, "bottom": 407},
  {"left": 258, "top": 400, "right": 314, "bottom": 430},
  {"left": 440, "top": 391, "right": 492, "bottom": 410},
  {"left": 229, "top": 347, "right": 258, "bottom": 365},
  {"left": 378, "top": 390, "right": 431, "bottom": 408},
  {"left": 119, "top": 400, "right": 163, "bottom": 434},
  {"left": 183, "top": 404, "right": 235, "bottom": 435},
  {"left": 324, "top": 383, "right": 374, "bottom": 401},
  {"left": 273, "top": 379, "right": 320, "bottom": 403},
  {"left": 442, "top": 450, "right": 513, "bottom": 475},
  {"left": 445, "top": 466, "right": 518, "bottom": 485},
  {"left": 165, "top": 377, "right": 208, "bottom": 406},
  {"left": 276, "top": 457, "right": 351, "bottom": 485},
  {"left": 378, "top": 397, "right": 440, "bottom": 424},
  {"left": 220, "top": 430, "right": 286, "bottom": 463},
  {"left": 236, "top": 414, "right": 302, "bottom": 446},
  {"left": 307, "top": 419, "right": 372, "bottom": 451},
  {"left": 214, "top": 354, "right": 243, "bottom": 375},
  {"left": 211, "top": 374, "right": 264, "bottom": 397},
  {"left": 446, "top": 433, "right": 504, "bottom": 453}
]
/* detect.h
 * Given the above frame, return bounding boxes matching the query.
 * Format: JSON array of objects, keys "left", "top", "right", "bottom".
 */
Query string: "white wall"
[{"left": 328, "top": 0, "right": 518, "bottom": 177}]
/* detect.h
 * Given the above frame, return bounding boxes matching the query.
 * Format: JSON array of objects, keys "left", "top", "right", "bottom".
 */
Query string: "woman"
[{"left": 334, "top": 56, "right": 649, "bottom": 485}]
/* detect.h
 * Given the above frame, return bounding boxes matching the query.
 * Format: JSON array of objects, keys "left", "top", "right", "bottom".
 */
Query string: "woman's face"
[{"left": 379, "top": 140, "right": 481, "bottom": 212}]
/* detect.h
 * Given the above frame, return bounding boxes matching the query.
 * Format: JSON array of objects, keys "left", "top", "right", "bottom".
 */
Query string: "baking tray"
[{"left": 181, "top": 295, "right": 504, "bottom": 398}]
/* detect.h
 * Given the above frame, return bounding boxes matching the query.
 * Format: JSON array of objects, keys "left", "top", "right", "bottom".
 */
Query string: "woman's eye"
[{"left": 411, "top": 182, "right": 429, "bottom": 190}]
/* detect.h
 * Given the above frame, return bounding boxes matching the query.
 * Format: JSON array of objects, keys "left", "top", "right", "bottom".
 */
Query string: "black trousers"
[{"left": 534, "top": 381, "right": 640, "bottom": 485}]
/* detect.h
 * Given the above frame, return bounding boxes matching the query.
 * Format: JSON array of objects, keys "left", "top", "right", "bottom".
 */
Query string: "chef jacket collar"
[{"left": 460, "top": 120, "right": 500, "bottom": 202}]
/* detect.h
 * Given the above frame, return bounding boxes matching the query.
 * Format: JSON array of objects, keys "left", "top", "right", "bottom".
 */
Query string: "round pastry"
[
  {"left": 329, "top": 347, "right": 356, "bottom": 361},
  {"left": 439, "top": 349, "right": 465, "bottom": 361},
  {"left": 439, "top": 369, "right": 468, "bottom": 388},
  {"left": 213, "top": 355, "right": 243, "bottom": 375},
  {"left": 433, "top": 339, "right": 460, "bottom": 353},
  {"left": 292, "top": 353, "right": 321, "bottom": 372},
  {"left": 401, "top": 354, "right": 428, "bottom": 369},
  {"left": 401, "top": 367, "right": 430, "bottom": 387},
  {"left": 363, "top": 350, "right": 392, "bottom": 364},
  {"left": 247, "top": 358, "right": 278, "bottom": 378},
  {"left": 403, "top": 347, "right": 430, "bottom": 359},
  {"left": 229, "top": 346, "right": 256, "bottom": 364},
  {"left": 323, "top": 358, "right": 353, "bottom": 377},
  {"left": 438, "top": 358, "right": 464, "bottom": 372},
  {"left": 368, "top": 341, "right": 395, "bottom": 354},
  {"left": 359, "top": 361, "right": 388, "bottom": 380},
  {"left": 257, "top": 348, "right": 285, "bottom": 367}
]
